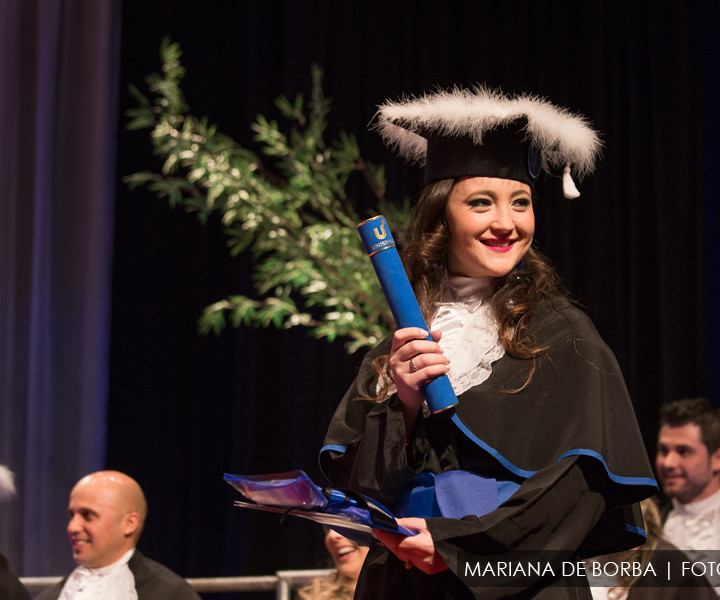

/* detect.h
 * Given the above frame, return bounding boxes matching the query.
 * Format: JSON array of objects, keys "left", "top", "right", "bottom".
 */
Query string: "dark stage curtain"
[{"left": 0, "top": 0, "right": 121, "bottom": 578}]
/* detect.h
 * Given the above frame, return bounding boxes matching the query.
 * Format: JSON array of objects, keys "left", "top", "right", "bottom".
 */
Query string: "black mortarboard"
[{"left": 374, "top": 86, "right": 602, "bottom": 198}]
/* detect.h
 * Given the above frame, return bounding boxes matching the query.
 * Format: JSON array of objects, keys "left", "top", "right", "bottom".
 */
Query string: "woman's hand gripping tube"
[{"left": 357, "top": 216, "right": 458, "bottom": 413}]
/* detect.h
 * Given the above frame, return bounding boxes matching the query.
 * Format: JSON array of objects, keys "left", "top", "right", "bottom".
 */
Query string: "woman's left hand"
[{"left": 372, "top": 517, "right": 449, "bottom": 574}]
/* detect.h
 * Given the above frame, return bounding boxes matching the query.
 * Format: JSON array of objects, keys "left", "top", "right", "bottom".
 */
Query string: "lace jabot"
[
  {"left": 430, "top": 274, "right": 504, "bottom": 396},
  {"left": 59, "top": 548, "right": 138, "bottom": 600}
]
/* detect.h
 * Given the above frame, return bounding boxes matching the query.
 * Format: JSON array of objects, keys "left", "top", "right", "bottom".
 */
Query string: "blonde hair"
[
  {"left": 606, "top": 497, "right": 663, "bottom": 598},
  {"left": 296, "top": 571, "right": 357, "bottom": 600}
]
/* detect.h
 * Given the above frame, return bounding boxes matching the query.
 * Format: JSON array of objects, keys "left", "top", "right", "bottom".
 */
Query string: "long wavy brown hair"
[{"left": 367, "top": 178, "right": 567, "bottom": 400}]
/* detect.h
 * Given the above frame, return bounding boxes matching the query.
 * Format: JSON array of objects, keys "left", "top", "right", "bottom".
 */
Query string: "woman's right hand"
[{"left": 388, "top": 327, "right": 450, "bottom": 413}]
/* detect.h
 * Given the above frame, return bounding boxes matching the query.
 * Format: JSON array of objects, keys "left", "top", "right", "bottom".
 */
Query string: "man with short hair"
[
  {"left": 656, "top": 398, "right": 720, "bottom": 569},
  {"left": 36, "top": 470, "right": 200, "bottom": 600}
]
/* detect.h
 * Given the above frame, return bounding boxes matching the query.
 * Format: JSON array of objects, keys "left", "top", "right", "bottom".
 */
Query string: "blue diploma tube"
[{"left": 357, "top": 215, "right": 458, "bottom": 413}]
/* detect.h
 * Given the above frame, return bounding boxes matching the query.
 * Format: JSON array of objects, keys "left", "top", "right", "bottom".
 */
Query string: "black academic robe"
[
  {"left": 320, "top": 297, "right": 657, "bottom": 599},
  {"left": 35, "top": 549, "right": 200, "bottom": 600},
  {"left": 0, "top": 563, "right": 30, "bottom": 600}
]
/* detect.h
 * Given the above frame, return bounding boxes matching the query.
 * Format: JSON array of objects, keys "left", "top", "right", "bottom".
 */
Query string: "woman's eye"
[
  {"left": 513, "top": 198, "right": 532, "bottom": 208},
  {"left": 467, "top": 198, "right": 491, "bottom": 208}
]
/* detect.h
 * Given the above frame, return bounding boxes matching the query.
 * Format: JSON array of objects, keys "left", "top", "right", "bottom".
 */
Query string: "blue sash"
[{"left": 394, "top": 470, "right": 520, "bottom": 519}]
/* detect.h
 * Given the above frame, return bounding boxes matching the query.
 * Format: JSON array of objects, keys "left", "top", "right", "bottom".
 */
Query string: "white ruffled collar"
[
  {"left": 376, "top": 275, "right": 504, "bottom": 400},
  {"left": 59, "top": 549, "right": 138, "bottom": 600},
  {"left": 431, "top": 276, "right": 504, "bottom": 396}
]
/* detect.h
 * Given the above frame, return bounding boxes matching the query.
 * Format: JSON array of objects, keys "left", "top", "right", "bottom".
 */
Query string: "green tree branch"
[{"left": 124, "top": 39, "right": 410, "bottom": 353}]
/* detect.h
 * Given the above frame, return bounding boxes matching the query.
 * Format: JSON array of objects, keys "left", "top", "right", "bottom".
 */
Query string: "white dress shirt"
[
  {"left": 58, "top": 548, "right": 138, "bottom": 600},
  {"left": 664, "top": 488, "right": 720, "bottom": 552},
  {"left": 664, "top": 488, "right": 720, "bottom": 593}
]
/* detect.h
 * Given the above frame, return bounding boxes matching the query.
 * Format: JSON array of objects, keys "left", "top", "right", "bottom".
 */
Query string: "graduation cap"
[{"left": 373, "top": 86, "right": 602, "bottom": 198}]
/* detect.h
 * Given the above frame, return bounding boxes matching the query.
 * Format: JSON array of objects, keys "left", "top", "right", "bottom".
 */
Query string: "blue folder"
[{"left": 224, "top": 470, "right": 417, "bottom": 546}]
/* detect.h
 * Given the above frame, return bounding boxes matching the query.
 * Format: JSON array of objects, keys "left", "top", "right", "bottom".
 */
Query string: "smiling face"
[
  {"left": 66, "top": 472, "right": 145, "bottom": 568},
  {"left": 324, "top": 529, "right": 369, "bottom": 581},
  {"left": 656, "top": 424, "right": 720, "bottom": 504},
  {"left": 445, "top": 176, "right": 534, "bottom": 278}
]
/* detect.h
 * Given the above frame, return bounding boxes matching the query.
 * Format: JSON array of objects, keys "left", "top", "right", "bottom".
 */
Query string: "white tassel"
[{"left": 563, "top": 164, "right": 580, "bottom": 199}]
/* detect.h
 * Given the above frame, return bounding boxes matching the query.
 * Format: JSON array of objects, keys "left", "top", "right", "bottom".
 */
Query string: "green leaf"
[{"left": 124, "top": 43, "right": 405, "bottom": 352}]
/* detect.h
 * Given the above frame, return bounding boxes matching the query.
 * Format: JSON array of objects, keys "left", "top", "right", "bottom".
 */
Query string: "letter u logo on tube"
[{"left": 373, "top": 222, "right": 387, "bottom": 240}]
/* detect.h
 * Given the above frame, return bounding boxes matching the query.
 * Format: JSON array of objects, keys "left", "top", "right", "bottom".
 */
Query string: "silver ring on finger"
[{"left": 409, "top": 358, "right": 418, "bottom": 372}]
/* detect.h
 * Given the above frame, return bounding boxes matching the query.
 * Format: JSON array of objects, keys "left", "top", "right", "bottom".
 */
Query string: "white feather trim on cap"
[
  {"left": 374, "top": 85, "right": 602, "bottom": 179},
  {"left": 0, "top": 464, "right": 17, "bottom": 501}
]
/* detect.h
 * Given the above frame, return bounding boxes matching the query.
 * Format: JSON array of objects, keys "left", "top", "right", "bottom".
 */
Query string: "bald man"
[{"left": 36, "top": 471, "right": 200, "bottom": 600}]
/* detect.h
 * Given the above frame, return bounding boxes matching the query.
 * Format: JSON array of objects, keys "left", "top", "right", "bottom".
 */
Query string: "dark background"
[{"left": 106, "top": 0, "right": 718, "bottom": 595}]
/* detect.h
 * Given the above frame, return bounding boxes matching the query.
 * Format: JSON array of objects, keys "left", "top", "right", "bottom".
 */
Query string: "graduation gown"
[{"left": 320, "top": 298, "right": 657, "bottom": 599}]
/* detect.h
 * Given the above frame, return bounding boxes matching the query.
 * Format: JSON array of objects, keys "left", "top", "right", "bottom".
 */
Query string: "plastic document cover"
[{"left": 224, "top": 470, "right": 416, "bottom": 545}]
